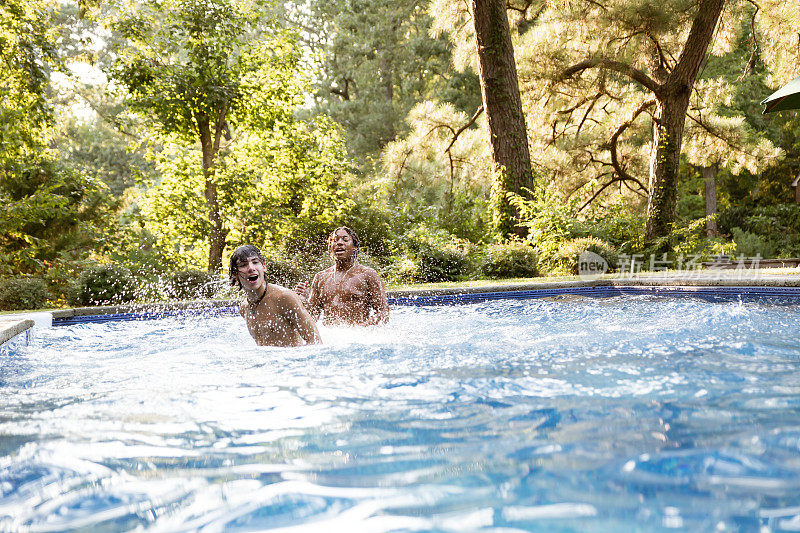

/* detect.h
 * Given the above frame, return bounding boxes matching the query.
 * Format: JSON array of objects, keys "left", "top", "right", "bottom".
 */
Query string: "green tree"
[
  {"left": 106, "top": 0, "right": 303, "bottom": 272},
  {"left": 516, "top": 0, "right": 726, "bottom": 240},
  {"left": 0, "top": 0, "right": 115, "bottom": 277},
  {"left": 427, "top": 0, "right": 797, "bottom": 245},
  {"left": 382, "top": 101, "right": 492, "bottom": 242},
  {"left": 289, "top": 0, "right": 481, "bottom": 158},
  {"left": 135, "top": 117, "right": 355, "bottom": 269},
  {"left": 47, "top": 1, "right": 155, "bottom": 198}
]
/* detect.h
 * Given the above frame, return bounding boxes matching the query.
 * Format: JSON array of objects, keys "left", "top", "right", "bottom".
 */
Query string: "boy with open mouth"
[
  {"left": 295, "top": 226, "right": 389, "bottom": 326},
  {"left": 229, "top": 245, "right": 321, "bottom": 347}
]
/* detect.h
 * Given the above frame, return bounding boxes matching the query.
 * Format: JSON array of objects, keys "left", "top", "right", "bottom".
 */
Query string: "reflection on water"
[{"left": 1, "top": 296, "right": 800, "bottom": 531}]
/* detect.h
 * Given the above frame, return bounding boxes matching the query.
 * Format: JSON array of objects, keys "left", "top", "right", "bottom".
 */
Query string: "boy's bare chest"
[
  {"left": 243, "top": 302, "right": 291, "bottom": 339},
  {"left": 319, "top": 273, "right": 368, "bottom": 302}
]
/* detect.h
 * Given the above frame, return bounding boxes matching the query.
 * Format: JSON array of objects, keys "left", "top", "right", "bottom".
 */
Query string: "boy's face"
[
  {"left": 329, "top": 229, "right": 356, "bottom": 261},
  {"left": 236, "top": 255, "right": 266, "bottom": 291}
]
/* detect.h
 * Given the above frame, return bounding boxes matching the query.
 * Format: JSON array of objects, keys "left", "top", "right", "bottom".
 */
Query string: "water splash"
[{"left": 1, "top": 295, "right": 800, "bottom": 531}]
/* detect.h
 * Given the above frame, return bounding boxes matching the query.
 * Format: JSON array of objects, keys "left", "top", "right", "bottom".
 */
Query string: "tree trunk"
[
  {"left": 469, "top": 0, "right": 533, "bottom": 238},
  {"left": 646, "top": 95, "right": 690, "bottom": 239},
  {"left": 378, "top": 54, "right": 396, "bottom": 146},
  {"left": 644, "top": 0, "right": 724, "bottom": 240},
  {"left": 702, "top": 164, "right": 719, "bottom": 236},
  {"left": 197, "top": 112, "right": 228, "bottom": 274}
]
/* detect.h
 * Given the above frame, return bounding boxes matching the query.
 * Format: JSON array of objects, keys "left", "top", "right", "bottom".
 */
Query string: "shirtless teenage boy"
[
  {"left": 229, "top": 245, "right": 321, "bottom": 347},
  {"left": 295, "top": 227, "right": 389, "bottom": 326}
]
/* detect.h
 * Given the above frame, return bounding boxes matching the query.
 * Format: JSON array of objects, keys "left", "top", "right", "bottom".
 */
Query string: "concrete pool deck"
[{"left": 2, "top": 271, "right": 800, "bottom": 347}]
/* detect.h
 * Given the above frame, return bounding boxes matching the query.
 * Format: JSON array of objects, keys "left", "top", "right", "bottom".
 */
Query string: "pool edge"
[
  {"left": 35, "top": 276, "right": 800, "bottom": 326},
  {"left": 0, "top": 318, "right": 34, "bottom": 348}
]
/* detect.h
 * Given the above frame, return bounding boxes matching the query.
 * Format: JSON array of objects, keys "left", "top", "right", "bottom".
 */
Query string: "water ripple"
[{"left": 1, "top": 296, "right": 799, "bottom": 530}]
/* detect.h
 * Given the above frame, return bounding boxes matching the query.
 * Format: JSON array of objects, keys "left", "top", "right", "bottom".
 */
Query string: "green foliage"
[
  {"left": 639, "top": 217, "right": 735, "bottom": 264},
  {"left": 69, "top": 264, "right": 137, "bottom": 306},
  {"left": 490, "top": 166, "right": 517, "bottom": 240},
  {"left": 0, "top": 276, "right": 50, "bottom": 311},
  {"left": 718, "top": 204, "right": 800, "bottom": 236},
  {"left": 730, "top": 227, "right": 775, "bottom": 259},
  {"left": 295, "top": 0, "right": 480, "bottom": 157},
  {"left": 0, "top": 1, "right": 116, "bottom": 278},
  {"left": 338, "top": 200, "right": 402, "bottom": 260},
  {"left": 0, "top": 0, "right": 59, "bottom": 150},
  {"left": 109, "top": 0, "right": 296, "bottom": 141},
  {"left": 0, "top": 157, "right": 118, "bottom": 276},
  {"left": 719, "top": 204, "right": 800, "bottom": 258},
  {"left": 550, "top": 237, "right": 617, "bottom": 276},
  {"left": 231, "top": 117, "right": 357, "bottom": 255},
  {"left": 53, "top": 114, "right": 155, "bottom": 198},
  {"left": 511, "top": 187, "right": 586, "bottom": 260},
  {"left": 582, "top": 205, "right": 646, "bottom": 253},
  {"left": 106, "top": 0, "right": 308, "bottom": 271},
  {"left": 387, "top": 224, "right": 471, "bottom": 283},
  {"left": 42, "top": 254, "right": 100, "bottom": 306},
  {"left": 132, "top": 113, "right": 355, "bottom": 270},
  {"left": 263, "top": 258, "right": 300, "bottom": 288},
  {"left": 479, "top": 241, "right": 538, "bottom": 279},
  {"left": 381, "top": 102, "right": 492, "bottom": 244},
  {"left": 167, "top": 270, "right": 218, "bottom": 300}
]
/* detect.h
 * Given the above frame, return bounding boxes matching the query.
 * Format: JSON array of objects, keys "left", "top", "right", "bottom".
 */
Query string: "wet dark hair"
[
  {"left": 229, "top": 245, "right": 265, "bottom": 287},
  {"left": 328, "top": 226, "right": 360, "bottom": 251}
]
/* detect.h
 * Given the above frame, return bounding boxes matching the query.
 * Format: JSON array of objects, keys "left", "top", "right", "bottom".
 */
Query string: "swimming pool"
[{"left": 2, "top": 293, "right": 800, "bottom": 531}]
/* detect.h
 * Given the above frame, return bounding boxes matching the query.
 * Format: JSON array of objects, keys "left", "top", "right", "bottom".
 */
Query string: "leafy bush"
[
  {"left": 0, "top": 276, "right": 50, "bottom": 311},
  {"left": 264, "top": 258, "right": 301, "bottom": 288},
  {"left": 387, "top": 224, "right": 471, "bottom": 283},
  {"left": 167, "top": 270, "right": 219, "bottom": 300},
  {"left": 388, "top": 248, "right": 469, "bottom": 283},
  {"left": 69, "top": 264, "right": 137, "bottom": 306},
  {"left": 731, "top": 227, "right": 775, "bottom": 259},
  {"left": 417, "top": 246, "right": 470, "bottom": 282},
  {"left": 664, "top": 217, "right": 735, "bottom": 261},
  {"left": 511, "top": 189, "right": 586, "bottom": 262},
  {"left": 717, "top": 204, "right": 800, "bottom": 235},
  {"left": 550, "top": 237, "right": 618, "bottom": 275},
  {"left": 387, "top": 254, "right": 424, "bottom": 284},
  {"left": 717, "top": 204, "right": 800, "bottom": 258},
  {"left": 480, "top": 241, "right": 538, "bottom": 279},
  {"left": 584, "top": 205, "right": 646, "bottom": 253}
]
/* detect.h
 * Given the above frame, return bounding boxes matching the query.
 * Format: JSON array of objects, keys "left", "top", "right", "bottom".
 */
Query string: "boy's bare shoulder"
[
  {"left": 357, "top": 264, "right": 382, "bottom": 278},
  {"left": 272, "top": 283, "right": 304, "bottom": 306}
]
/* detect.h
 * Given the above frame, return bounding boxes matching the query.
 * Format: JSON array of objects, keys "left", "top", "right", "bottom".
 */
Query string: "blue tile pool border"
[{"left": 45, "top": 283, "right": 800, "bottom": 327}]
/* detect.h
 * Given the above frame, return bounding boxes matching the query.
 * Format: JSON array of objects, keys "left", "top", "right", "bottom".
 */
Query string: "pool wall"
[
  {"left": 0, "top": 318, "right": 33, "bottom": 348},
  {"left": 2, "top": 276, "right": 800, "bottom": 346}
]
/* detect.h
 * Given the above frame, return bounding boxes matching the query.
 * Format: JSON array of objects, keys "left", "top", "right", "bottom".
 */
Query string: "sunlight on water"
[{"left": 1, "top": 295, "right": 800, "bottom": 531}]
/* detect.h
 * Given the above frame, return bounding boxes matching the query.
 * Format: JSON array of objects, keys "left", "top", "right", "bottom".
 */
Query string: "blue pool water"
[{"left": 2, "top": 295, "right": 800, "bottom": 531}]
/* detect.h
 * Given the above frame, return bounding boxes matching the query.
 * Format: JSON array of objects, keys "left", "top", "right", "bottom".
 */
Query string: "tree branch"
[
  {"left": 559, "top": 57, "right": 662, "bottom": 95},
  {"left": 685, "top": 112, "right": 750, "bottom": 158},
  {"left": 445, "top": 105, "right": 483, "bottom": 153},
  {"left": 739, "top": 0, "right": 761, "bottom": 79},
  {"left": 670, "top": 0, "right": 725, "bottom": 85},
  {"left": 608, "top": 99, "right": 654, "bottom": 191},
  {"left": 578, "top": 175, "right": 647, "bottom": 212},
  {"left": 506, "top": 0, "right": 533, "bottom": 14}
]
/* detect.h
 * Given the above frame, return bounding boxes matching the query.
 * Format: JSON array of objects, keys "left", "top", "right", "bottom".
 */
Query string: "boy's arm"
[
  {"left": 305, "top": 273, "right": 324, "bottom": 320},
  {"left": 366, "top": 270, "right": 389, "bottom": 325},
  {"left": 281, "top": 291, "right": 322, "bottom": 344}
]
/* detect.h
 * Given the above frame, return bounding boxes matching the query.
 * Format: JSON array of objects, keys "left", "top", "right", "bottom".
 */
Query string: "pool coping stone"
[{"left": 0, "top": 319, "right": 34, "bottom": 346}]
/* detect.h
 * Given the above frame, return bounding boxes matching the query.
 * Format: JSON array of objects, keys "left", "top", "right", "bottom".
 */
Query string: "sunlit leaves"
[
  {"left": 757, "top": 0, "right": 800, "bottom": 83},
  {"left": 137, "top": 117, "right": 355, "bottom": 264},
  {"left": 106, "top": 0, "right": 288, "bottom": 140}
]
